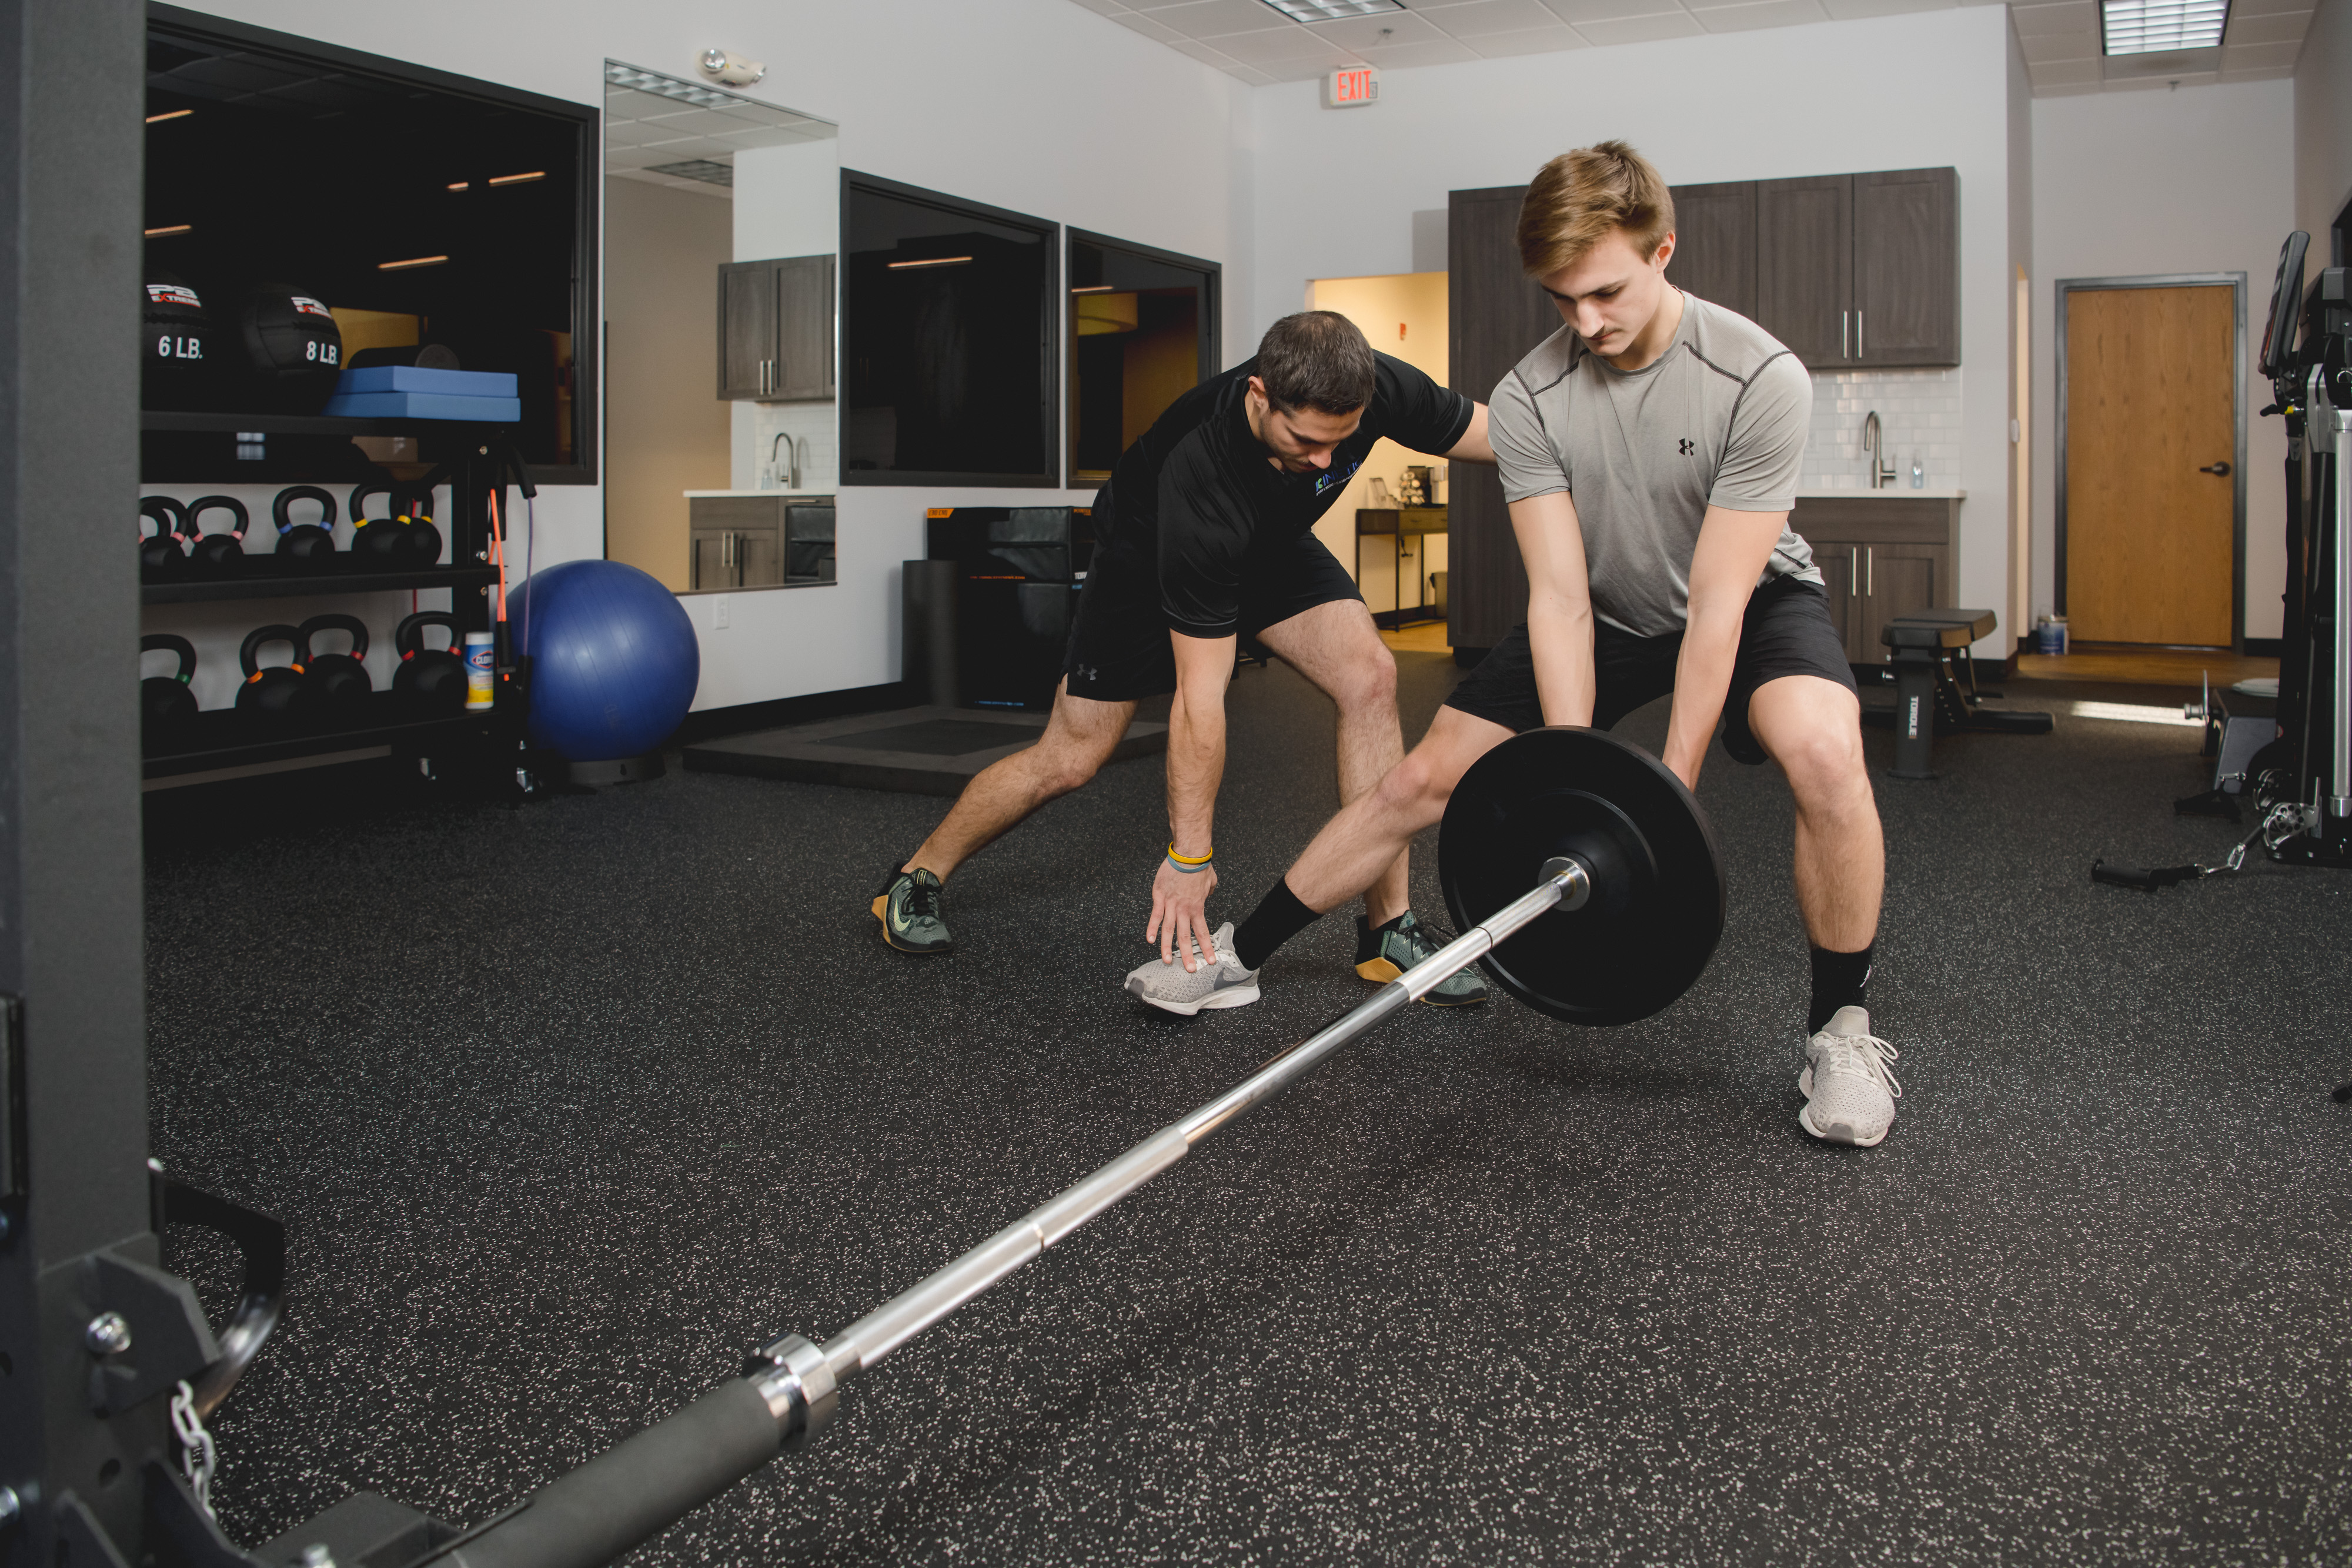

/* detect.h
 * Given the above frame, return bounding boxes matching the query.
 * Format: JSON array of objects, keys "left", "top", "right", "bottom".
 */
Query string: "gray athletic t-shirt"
[{"left": 1487, "top": 292, "right": 1818, "bottom": 638}]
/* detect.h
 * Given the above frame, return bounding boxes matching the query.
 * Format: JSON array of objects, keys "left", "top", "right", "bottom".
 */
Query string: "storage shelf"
[
  {"left": 142, "top": 410, "right": 512, "bottom": 438},
  {"left": 143, "top": 703, "right": 492, "bottom": 779},
  {"left": 142, "top": 565, "right": 500, "bottom": 604}
]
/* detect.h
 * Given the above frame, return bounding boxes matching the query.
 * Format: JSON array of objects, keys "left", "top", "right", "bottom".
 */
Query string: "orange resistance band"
[{"left": 488, "top": 490, "right": 510, "bottom": 623}]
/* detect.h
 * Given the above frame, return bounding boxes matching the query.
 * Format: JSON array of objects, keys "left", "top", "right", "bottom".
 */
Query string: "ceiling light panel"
[
  {"left": 1258, "top": 0, "right": 1406, "bottom": 21},
  {"left": 2099, "top": 0, "right": 2230, "bottom": 54}
]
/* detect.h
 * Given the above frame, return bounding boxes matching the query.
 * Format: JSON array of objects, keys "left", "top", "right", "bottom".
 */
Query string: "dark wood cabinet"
[
  {"left": 1666, "top": 180, "right": 1757, "bottom": 320},
  {"left": 688, "top": 494, "right": 836, "bottom": 590},
  {"left": 1757, "top": 175, "right": 1854, "bottom": 367},
  {"left": 1789, "top": 495, "right": 1959, "bottom": 664},
  {"left": 1852, "top": 168, "right": 1960, "bottom": 368},
  {"left": 1447, "top": 185, "right": 1560, "bottom": 654},
  {"left": 717, "top": 253, "right": 835, "bottom": 402}
]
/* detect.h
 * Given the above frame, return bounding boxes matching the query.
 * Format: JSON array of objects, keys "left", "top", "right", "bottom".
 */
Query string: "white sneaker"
[
  {"left": 1124, "top": 922, "right": 1261, "bottom": 1017},
  {"left": 1798, "top": 1006, "right": 1902, "bottom": 1147}
]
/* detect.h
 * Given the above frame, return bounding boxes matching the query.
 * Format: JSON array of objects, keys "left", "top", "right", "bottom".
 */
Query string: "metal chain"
[{"left": 171, "top": 1379, "right": 217, "bottom": 1516}]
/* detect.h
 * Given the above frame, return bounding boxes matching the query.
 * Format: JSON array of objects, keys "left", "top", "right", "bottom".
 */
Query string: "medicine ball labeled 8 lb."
[
  {"left": 239, "top": 282, "right": 343, "bottom": 413},
  {"left": 512, "top": 560, "right": 700, "bottom": 763},
  {"left": 142, "top": 270, "right": 215, "bottom": 411}
]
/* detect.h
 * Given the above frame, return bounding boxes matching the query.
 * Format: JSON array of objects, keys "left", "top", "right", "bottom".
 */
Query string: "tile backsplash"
[
  {"left": 1800, "top": 369, "right": 1959, "bottom": 491},
  {"left": 750, "top": 400, "right": 839, "bottom": 494}
]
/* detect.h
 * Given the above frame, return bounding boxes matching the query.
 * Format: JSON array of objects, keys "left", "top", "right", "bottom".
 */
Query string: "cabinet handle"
[
  {"left": 1850, "top": 547, "right": 1859, "bottom": 599},
  {"left": 1866, "top": 547, "right": 1874, "bottom": 596},
  {"left": 1856, "top": 311, "right": 1865, "bottom": 359},
  {"left": 1841, "top": 310, "right": 1849, "bottom": 358}
]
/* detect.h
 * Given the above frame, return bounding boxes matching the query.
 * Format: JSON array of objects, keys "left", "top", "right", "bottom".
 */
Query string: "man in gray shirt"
[{"left": 1135, "top": 142, "right": 1902, "bottom": 1150}]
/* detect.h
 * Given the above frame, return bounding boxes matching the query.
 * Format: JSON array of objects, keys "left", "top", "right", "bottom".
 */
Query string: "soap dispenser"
[{"left": 1910, "top": 454, "right": 1924, "bottom": 490}]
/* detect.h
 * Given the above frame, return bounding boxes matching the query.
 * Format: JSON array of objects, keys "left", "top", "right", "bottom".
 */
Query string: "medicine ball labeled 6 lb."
[
  {"left": 142, "top": 270, "right": 215, "bottom": 411},
  {"left": 239, "top": 282, "right": 343, "bottom": 412}
]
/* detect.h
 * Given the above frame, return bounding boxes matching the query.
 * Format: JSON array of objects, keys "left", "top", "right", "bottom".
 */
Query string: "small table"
[{"left": 1355, "top": 506, "right": 1446, "bottom": 629}]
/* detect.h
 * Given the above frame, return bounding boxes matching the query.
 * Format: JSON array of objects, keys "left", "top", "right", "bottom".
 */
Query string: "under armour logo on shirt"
[{"left": 1678, "top": 438, "right": 1695, "bottom": 456}]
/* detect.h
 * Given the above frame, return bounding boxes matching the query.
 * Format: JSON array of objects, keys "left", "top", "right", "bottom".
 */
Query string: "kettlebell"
[
  {"left": 139, "top": 496, "right": 191, "bottom": 582},
  {"left": 272, "top": 485, "right": 340, "bottom": 568},
  {"left": 139, "top": 633, "right": 199, "bottom": 750},
  {"left": 235, "top": 624, "right": 322, "bottom": 730},
  {"left": 348, "top": 478, "right": 421, "bottom": 569},
  {"left": 186, "top": 495, "right": 249, "bottom": 576},
  {"left": 400, "top": 464, "right": 448, "bottom": 567},
  {"left": 393, "top": 611, "right": 467, "bottom": 714},
  {"left": 296, "top": 613, "right": 372, "bottom": 720}
]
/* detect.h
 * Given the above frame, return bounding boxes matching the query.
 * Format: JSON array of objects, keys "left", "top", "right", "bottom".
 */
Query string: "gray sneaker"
[
  {"left": 872, "top": 864, "right": 951, "bottom": 954},
  {"left": 1798, "top": 1006, "right": 1902, "bottom": 1146},
  {"left": 1124, "top": 922, "right": 1260, "bottom": 1016},
  {"left": 1356, "top": 910, "right": 1487, "bottom": 1007}
]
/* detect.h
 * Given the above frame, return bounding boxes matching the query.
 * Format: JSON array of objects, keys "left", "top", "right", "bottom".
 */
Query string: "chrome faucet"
[
  {"left": 770, "top": 431, "right": 801, "bottom": 492},
  {"left": 1862, "top": 412, "right": 1896, "bottom": 490}
]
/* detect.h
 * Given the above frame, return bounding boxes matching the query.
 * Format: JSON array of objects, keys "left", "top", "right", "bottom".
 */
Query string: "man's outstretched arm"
[
  {"left": 1148, "top": 628, "right": 1237, "bottom": 969},
  {"left": 1660, "top": 506, "right": 1788, "bottom": 790}
]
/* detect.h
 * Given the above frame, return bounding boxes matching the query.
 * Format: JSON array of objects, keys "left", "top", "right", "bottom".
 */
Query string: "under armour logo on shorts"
[{"left": 1678, "top": 438, "right": 1695, "bottom": 456}]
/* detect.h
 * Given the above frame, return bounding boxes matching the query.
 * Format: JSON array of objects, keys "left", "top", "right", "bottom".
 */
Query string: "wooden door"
[
  {"left": 1756, "top": 175, "right": 1852, "bottom": 369},
  {"left": 774, "top": 255, "right": 835, "bottom": 400},
  {"left": 2063, "top": 285, "right": 2236, "bottom": 645},
  {"left": 717, "top": 260, "right": 777, "bottom": 400},
  {"left": 1448, "top": 185, "right": 1558, "bottom": 652},
  {"left": 1852, "top": 169, "right": 1959, "bottom": 367},
  {"left": 1666, "top": 180, "right": 1756, "bottom": 319}
]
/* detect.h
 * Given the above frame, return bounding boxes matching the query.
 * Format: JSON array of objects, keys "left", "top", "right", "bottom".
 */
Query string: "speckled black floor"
[{"left": 145, "top": 655, "right": 2352, "bottom": 1565}]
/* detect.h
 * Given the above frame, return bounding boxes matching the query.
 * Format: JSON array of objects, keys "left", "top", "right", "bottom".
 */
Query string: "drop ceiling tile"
[
  {"left": 1542, "top": 0, "right": 1689, "bottom": 24},
  {"left": 1468, "top": 21, "right": 1593, "bottom": 50},
  {"left": 2026, "top": 53, "right": 2103, "bottom": 78},
  {"left": 2225, "top": 11, "right": 2313, "bottom": 42},
  {"left": 2233, "top": 0, "right": 2313, "bottom": 16},
  {"left": 1257, "top": 54, "right": 1352, "bottom": 78},
  {"left": 1819, "top": 0, "right": 1958, "bottom": 18},
  {"left": 1163, "top": 35, "right": 1249, "bottom": 65},
  {"left": 1572, "top": 10, "right": 1709, "bottom": 40},
  {"left": 1424, "top": 0, "right": 1567, "bottom": 34},
  {"left": 2103, "top": 65, "right": 2220, "bottom": 85},
  {"left": 1692, "top": 0, "right": 1830, "bottom": 28},
  {"left": 2033, "top": 78, "right": 2107, "bottom": 91},
  {"left": 1068, "top": 0, "right": 1132, "bottom": 12},
  {"left": 1148, "top": 0, "right": 1297, "bottom": 36},
  {"left": 2220, "top": 36, "right": 2307, "bottom": 63},
  {"left": 2008, "top": 0, "right": 2097, "bottom": 32},
  {"left": 1112, "top": 10, "right": 1187, "bottom": 40},
  {"left": 1304, "top": 10, "right": 1451, "bottom": 45},
  {"left": 2021, "top": 28, "right": 2099, "bottom": 56},
  {"left": 1209, "top": 24, "right": 1366, "bottom": 59},
  {"left": 1349, "top": 35, "right": 1489, "bottom": 63}
]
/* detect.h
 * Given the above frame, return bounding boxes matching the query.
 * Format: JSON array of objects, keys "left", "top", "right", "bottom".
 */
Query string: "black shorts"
[
  {"left": 1444, "top": 576, "right": 1856, "bottom": 765},
  {"left": 1061, "top": 535, "right": 1364, "bottom": 703}
]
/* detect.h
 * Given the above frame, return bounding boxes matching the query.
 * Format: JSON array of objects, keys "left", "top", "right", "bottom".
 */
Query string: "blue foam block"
[
  {"left": 335, "top": 366, "right": 519, "bottom": 397},
  {"left": 321, "top": 392, "right": 522, "bottom": 422}
]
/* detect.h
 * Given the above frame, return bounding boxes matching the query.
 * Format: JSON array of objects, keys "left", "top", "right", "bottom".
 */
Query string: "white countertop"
[
  {"left": 1793, "top": 488, "right": 1966, "bottom": 500},
  {"left": 683, "top": 489, "right": 834, "bottom": 499}
]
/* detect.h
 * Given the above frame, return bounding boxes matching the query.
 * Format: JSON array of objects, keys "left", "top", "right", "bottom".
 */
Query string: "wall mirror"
[
  {"left": 1066, "top": 231, "right": 1219, "bottom": 489},
  {"left": 602, "top": 62, "right": 838, "bottom": 594}
]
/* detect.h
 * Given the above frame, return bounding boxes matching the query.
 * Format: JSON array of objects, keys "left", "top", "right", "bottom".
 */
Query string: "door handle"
[
  {"left": 2199, "top": 460, "right": 2231, "bottom": 476},
  {"left": 1840, "top": 310, "right": 1849, "bottom": 358}
]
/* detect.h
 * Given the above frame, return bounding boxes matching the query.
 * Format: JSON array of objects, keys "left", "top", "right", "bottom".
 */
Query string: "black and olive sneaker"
[
  {"left": 872, "top": 864, "right": 952, "bottom": 954},
  {"left": 1355, "top": 910, "right": 1486, "bottom": 1007}
]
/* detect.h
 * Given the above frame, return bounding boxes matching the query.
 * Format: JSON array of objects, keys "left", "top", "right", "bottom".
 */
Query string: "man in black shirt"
[{"left": 873, "top": 312, "right": 1494, "bottom": 1004}]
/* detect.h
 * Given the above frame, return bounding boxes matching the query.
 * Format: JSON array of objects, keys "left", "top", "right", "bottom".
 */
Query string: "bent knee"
[
  {"left": 1332, "top": 644, "right": 1398, "bottom": 714},
  {"left": 1778, "top": 726, "right": 1870, "bottom": 804},
  {"left": 1376, "top": 749, "right": 1455, "bottom": 824}
]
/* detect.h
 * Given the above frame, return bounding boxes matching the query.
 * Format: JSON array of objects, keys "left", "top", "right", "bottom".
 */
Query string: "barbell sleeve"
[{"left": 442, "top": 859, "right": 1588, "bottom": 1568}]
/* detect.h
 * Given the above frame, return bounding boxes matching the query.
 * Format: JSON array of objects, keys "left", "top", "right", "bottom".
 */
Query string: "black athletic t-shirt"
[{"left": 1093, "top": 352, "right": 1474, "bottom": 637}]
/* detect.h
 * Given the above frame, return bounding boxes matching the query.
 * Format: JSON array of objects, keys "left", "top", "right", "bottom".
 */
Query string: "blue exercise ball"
[{"left": 512, "top": 559, "right": 699, "bottom": 761}]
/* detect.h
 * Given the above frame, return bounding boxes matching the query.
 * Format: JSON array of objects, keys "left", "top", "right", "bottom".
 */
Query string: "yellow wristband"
[{"left": 1165, "top": 841, "right": 1214, "bottom": 866}]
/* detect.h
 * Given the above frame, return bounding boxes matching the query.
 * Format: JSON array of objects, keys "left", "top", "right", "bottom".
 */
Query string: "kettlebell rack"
[{"left": 139, "top": 414, "right": 525, "bottom": 783}]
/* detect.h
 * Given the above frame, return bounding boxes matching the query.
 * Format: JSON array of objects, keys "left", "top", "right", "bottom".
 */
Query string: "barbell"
[{"left": 364, "top": 728, "right": 1727, "bottom": 1568}]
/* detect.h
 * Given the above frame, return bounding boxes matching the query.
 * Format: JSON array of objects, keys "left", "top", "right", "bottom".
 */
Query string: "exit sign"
[{"left": 1325, "top": 65, "right": 1380, "bottom": 109}]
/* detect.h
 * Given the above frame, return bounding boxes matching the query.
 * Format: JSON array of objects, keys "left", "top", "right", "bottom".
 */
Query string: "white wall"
[
  {"left": 1246, "top": 6, "right": 2022, "bottom": 656},
  {"left": 2030, "top": 79, "right": 2297, "bottom": 641},
  {"left": 188, "top": 0, "right": 1248, "bottom": 711},
  {"left": 2296, "top": 0, "right": 2352, "bottom": 262}
]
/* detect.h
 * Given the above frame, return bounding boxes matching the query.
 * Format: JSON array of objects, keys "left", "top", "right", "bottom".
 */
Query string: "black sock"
[
  {"left": 1808, "top": 943, "right": 1875, "bottom": 1034},
  {"left": 1234, "top": 878, "right": 1322, "bottom": 971}
]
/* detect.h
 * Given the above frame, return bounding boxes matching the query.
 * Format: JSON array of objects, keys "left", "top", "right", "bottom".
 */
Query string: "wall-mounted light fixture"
[{"left": 700, "top": 48, "right": 767, "bottom": 86}]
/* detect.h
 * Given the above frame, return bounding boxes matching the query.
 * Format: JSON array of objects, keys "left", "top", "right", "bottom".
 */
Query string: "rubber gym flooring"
[{"left": 145, "top": 652, "right": 2352, "bottom": 1565}]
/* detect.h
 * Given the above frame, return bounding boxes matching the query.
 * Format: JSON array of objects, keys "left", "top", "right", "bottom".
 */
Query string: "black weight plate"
[{"left": 1438, "top": 727, "right": 1726, "bottom": 1027}]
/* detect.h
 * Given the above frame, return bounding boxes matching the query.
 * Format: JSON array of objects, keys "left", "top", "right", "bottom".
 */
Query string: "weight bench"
[{"left": 1868, "top": 607, "right": 2052, "bottom": 778}]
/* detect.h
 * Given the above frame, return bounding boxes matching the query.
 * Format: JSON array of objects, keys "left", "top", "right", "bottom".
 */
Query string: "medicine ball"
[
  {"left": 238, "top": 282, "right": 343, "bottom": 413},
  {"left": 142, "top": 270, "right": 215, "bottom": 411},
  {"left": 140, "top": 633, "right": 200, "bottom": 750}
]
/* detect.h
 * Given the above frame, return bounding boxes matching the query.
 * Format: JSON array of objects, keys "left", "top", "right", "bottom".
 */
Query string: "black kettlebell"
[
  {"left": 401, "top": 465, "right": 448, "bottom": 567},
  {"left": 296, "top": 613, "right": 372, "bottom": 720},
  {"left": 393, "top": 611, "right": 467, "bottom": 714},
  {"left": 235, "top": 624, "right": 322, "bottom": 729},
  {"left": 139, "top": 633, "right": 199, "bottom": 749},
  {"left": 348, "top": 478, "right": 420, "bottom": 569},
  {"left": 271, "top": 485, "right": 340, "bottom": 568},
  {"left": 186, "top": 495, "right": 249, "bottom": 576},
  {"left": 139, "top": 496, "right": 191, "bottom": 582}
]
